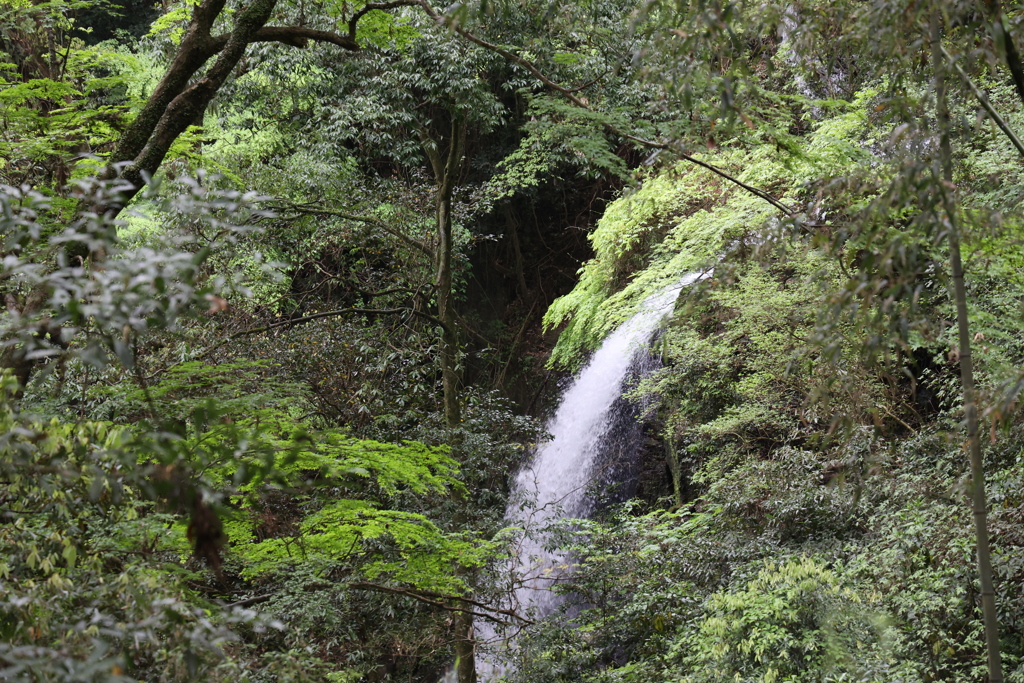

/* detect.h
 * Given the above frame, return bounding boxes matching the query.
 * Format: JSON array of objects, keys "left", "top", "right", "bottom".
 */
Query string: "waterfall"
[{"left": 476, "top": 273, "right": 702, "bottom": 679}]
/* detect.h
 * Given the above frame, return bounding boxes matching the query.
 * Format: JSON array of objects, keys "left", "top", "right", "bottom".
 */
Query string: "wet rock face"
[
  {"left": 589, "top": 350, "right": 661, "bottom": 511},
  {"left": 633, "top": 431, "right": 676, "bottom": 509}
]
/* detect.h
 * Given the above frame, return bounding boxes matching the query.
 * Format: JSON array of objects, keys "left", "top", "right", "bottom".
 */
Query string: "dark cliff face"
[
  {"left": 584, "top": 341, "right": 667, "bottom": 512},
  {"left": 462, "top": 183, "right": 609, "bottom": 416}
]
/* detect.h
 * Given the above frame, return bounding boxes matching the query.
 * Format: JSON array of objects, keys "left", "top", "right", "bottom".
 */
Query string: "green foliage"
[
  {"left": 8, "top": 0, "right": 1024, "bottom": 678},
  {"left": 0, "top": 1, "right": 137, "bottom": 189},
  {"left": 350, "top": 4, "right": 421, "bottom": 49},
  {"left": 543, "top": 96, "right": 872, "bottom": 368},
  {"left": 0, "top": 371, "right": 272, "bottom": 680},
  {"left": 678, "top": 557, "right": 892, "bottom": 683},
  {"left": 104, "top": 357, "right": 489, "bottom": 593},
  {"left": 485, "top": 95, "right": 632, "bottom": 202},
  {"left": 0, "top": 167, "right": 501, "bottom": 680},
  {"left": 525, "top": 3, "right": 1024, "bottom": 677},
  {"left": 1, "top": 178, "right": 264, "bottom": 372},
  {"left": 506, "top": 418, "right": 1024, "bottom": 682}
]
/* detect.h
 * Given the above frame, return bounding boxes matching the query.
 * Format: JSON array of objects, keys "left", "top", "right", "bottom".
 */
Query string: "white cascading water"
[{"left": 475, "top": 273, "right": 703, "bottom": 680}]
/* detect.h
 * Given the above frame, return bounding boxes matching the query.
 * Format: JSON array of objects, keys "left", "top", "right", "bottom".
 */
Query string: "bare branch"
[
  {"left": 349, "top": 582, "right": 534, "bottom": 625},
  {"left": 271, "top": 203, "right": 434, "bottom": 257},
  {"left": 418, "top": 124, "right": 446, "bottom": 185},
  {"left": 453, "top": 308, "right": 496, "bottom": 348},
  {"left": 210, "top": 26, "right": 359, "bottom": 51},
  {"left": 223, "top": 593, "right": 275, "bottom": 609},
  {"left": 229, "top": 306, "right": 449, "bottom": 339},
  {"left": 651, "top": 140, "right": 797, "bottom": 216},
  {"left": 194, "top": 306, "right": 448, "bottom": 360}
]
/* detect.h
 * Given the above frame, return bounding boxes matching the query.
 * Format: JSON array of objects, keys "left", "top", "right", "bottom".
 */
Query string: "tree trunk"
[
  {"left": 452, "top": 607, "right": 477, "bottom": 683},
  {"left": 505, "top": 207, "right": 529, "bottom": 303},
  {"left": 437, "top": 171, "right": 462, "bottom": 427},
  {"left": 100, "top": 0, "right": 359, "bottom": 213},
  {"left": 931, "top": 10, "right": 1003, "bottom": 682},
  {"left": 121, "top": 0, "right": 281, "bottom": 198},
  {"left": 428, "top": 114, "right": 467, "bottom": 428},
  {"left": 424, "top": 113, "right": 475, "bottom": 683},
  {"left": 104, "top": 0, "right": 229, "bottom": 178},
  {"left": 665, "top": 435, "right": 684, "bottom": 509}
]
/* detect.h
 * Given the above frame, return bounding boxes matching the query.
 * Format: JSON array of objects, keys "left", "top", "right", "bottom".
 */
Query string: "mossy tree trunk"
[
  {"left": 665, "top": 436, "right": 685, "bottom": 509},
  {"left": 433, "top": 116, "right": 466, "bottom": 430},
  {"left": 422, "top": 113, "right": 476, "bottom": 683}
]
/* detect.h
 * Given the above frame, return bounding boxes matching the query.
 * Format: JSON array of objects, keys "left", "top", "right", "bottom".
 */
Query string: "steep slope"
[{"left": 516, "top": 91, "right": 1024, "bottom": 683}]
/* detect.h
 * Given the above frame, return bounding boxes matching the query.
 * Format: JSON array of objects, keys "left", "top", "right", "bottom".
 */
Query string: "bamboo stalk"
[{"left": 931, "top": 9, "right": 1003, "bottom": 681}]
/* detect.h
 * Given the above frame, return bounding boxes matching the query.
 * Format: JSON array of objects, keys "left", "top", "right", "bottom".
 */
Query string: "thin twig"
[
  {"left": 453, "top": 309, "right": 496, "bottom": 347},
  {"left": 195, "top": 306, "right": 449, "bottom": 359},
  {"left": 224, "top": 593, "right": 276, "bottom": 609},
  {"left": 269, "top": 202, "right": 434, "bottom": 257},
  {"left": 229, "top": 307, "right": 449, "bottom": 337},
  {"left": 349, "top": 581, "right": 534, "bottom": 625},
  {"left": 496, "top": 300, "right": 536, "bottom": 387}
]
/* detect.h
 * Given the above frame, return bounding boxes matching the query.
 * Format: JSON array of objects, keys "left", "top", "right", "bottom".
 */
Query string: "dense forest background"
[{"left": 2, "top": 0, "right": 1024, "bottom": 680}]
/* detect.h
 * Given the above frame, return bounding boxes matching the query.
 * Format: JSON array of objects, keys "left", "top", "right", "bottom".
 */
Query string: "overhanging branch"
[
  {"left": 270, "top": 202, "right": 434, "bottom": 257},
  {"left": 349, "top": 581, "right": 535, "bottom": 625},
  {"left": 209, "top": 26, "right": 359, "bottom": 52},
  {"left": 348, "top": 0, "right": 421, "bottom": 39},
  {"left": 943, "top": 45, "right": 1024, "bottom": 159},
  {"left": 195, "top": 306, "right": 449, "bottom": 360},
  {"left": 416, "top": 0, "right": 797, "bottom": 217},
  {"left": 229, "top": 306, "right": 450, "bottom": 339}
]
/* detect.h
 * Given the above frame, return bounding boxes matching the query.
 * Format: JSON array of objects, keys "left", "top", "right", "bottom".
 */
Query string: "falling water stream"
[{"left": 474, "top": 273, "right": 703, "bottom": 680}]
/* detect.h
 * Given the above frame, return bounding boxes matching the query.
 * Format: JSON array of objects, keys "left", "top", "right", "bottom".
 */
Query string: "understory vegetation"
[
  {"left": 2, "top": 0, "right": 1024, "bottom": 681},
  {"left": 521, "top": 91, "right": 1024, "bottom": 683}
]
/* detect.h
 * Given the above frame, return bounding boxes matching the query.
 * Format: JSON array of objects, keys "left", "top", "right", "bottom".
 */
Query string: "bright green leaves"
[
  {"left": 0, "top": 4, "right": 136, "bottom": 189},
  {"left": 238, "top": 502, "right": 488, "bottom": 593},
  {"left": 292, "top": 434, "right": 459, "bottom": 497},
  {"left": 147, "top": 3, "right": 191, "bottom": 43},
  {"left": 678, "top": 557, "right": 890, "bottom": 683},
  {"left": 0, "top": 355, "right": 485, "bottom": 676},
  {"left": 111, "top": 358, "right": 482, "bottom": 594},
  {"left": 542, "top": 92, "right": 879, "bottom": 370},
  {"left": 0, "top": 371, "right": 247, "bottom": 679},
  {"left": 485, "top": 95, "right": 633, "bottom": 207},
  {"left": 552, "top": 51, "right": 587, "bottom": 66},
  {"left": 0, "top": 76, "right": 80, "bottom": 104},
  {"left": 225, "top": 427, "right": 483, "bottom": 593}
]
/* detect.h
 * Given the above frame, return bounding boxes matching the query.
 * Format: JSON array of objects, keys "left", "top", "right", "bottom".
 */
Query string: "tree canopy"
[{"left": 2, "top": 0, "right": 1024, "bottom": 680}]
